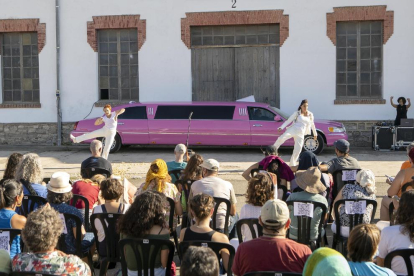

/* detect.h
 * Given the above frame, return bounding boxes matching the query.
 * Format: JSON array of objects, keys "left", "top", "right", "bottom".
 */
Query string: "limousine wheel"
[
  {"left": 101, "top": 133, "right": 122, "bottom": 153},
  {"left": 303, "top": 134, "right": 324, "bottom": 155}
]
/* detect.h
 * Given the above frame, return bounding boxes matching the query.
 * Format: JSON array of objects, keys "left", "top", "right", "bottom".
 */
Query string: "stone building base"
[{"left": 0, "top": 120, "right": 390, "bottom": 148}]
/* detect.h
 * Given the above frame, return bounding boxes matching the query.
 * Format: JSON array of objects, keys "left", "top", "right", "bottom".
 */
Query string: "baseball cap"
[
  {"left": 175, "top": 144, "right": 187, "bottom": 153},
  {"left": 260, "top": 199, "right": 289, "bottom": 227},
  {"left": 200, "top": 159, "right": 220, "bottom": 171},
  {"left": 334, "top": 139, "right": 350, "bottom": 153}
]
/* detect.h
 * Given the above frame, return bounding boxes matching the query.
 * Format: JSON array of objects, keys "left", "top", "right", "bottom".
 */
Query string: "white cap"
[
  {"left": 260, "top": 199, "right": 289, "bottom": 227},
  {"left": 200, "top": 159, "right": 220, "bottom": 172},
  {"left": 175, "top": 144, "right": 187, "bottom": 154}
]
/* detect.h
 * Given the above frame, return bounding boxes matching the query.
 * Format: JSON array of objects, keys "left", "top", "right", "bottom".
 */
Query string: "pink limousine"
[{"left": 71, "top": 102, "right": 348, "bottom": 154}]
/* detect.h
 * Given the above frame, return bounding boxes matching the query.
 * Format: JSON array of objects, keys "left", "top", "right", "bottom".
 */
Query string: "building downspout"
[{"left": 55, "top": 0, "right": 62, "bottom": 146}]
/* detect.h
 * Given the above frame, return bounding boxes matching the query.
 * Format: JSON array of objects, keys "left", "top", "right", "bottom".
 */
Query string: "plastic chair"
[
  {"left": 68, "top": 194, "right": 90, "bottom": 231},
  {"left": 90, "top": 213, "right": 124, "bottom": 276},
  {"left": 118, "top": 238, "right": 175, "bottom": 276},
  {"left": 384, "top": 249, "right": 414, "bottom": 276},
  {"left": 243, "top": 272, "right": 302, "bottom": 276},
  {"left": 177, "top": 179, "right": 196, "bottom": 228},
  {"left": 236, "top": 218, "right": 263, "bottom": 244},
  {"left": 212, "top": 197, "right": 231, "bottom": 236},
  {"left": 332, "top": 199, "right": 377, "bottom": 256},
  {"left": 286, "top": 201, "right": 327, "bottom": 251},
  {"left": 81, "top": 167, "right": 111, "bottom": 179},
  {"left": 389, "top": 202, "right": 395, "bottom": 226},
  {"left": 168, "top": 169, "right": 182, "bottom": 184},
  {"left": 0, "top": 229, "right": 23, "bottom": 251},
  {"left": 179, "top": 240, "right": 235, "bottom": 276},
  {"left": 21, "top": 195, "right": 48, "bottom": 217},
  {"left": 57, "top": 213, "right": 95, "bottom": 276},
  {"left": 331, "top": 169, "right": 361, "bottom": 201},
  {"left": 166, "top": 197, "right": 179, "bottom": 254}
]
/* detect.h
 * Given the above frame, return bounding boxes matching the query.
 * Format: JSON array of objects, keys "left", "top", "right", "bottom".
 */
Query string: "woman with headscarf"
[{"left": 135, "top": 159, "right": 182, "bottom": 227}]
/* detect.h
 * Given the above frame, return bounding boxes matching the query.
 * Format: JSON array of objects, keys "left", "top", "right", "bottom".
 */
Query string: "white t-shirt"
[
  {"left": 190, "top": 176, "right": 237, "bottom": 229},
  {"left": 92, "top": 203, "right": 130, "bottom": 242},
  {"left": 378, "top": 225, "right": 414, "bottom": 276},
  {"left": 102, "top": 112, "right": 117, "bottom": 130},
  {"left": 239, "top": 204, "right": 262, "bottom": 242}
]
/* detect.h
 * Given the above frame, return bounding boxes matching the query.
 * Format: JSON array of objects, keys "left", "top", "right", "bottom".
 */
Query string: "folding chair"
[
  {"left": 384, "top": 249, "right": 414, "bottom": 276},
  {"left": 236, "top": 218, "right": 263, "bottom": 244}
]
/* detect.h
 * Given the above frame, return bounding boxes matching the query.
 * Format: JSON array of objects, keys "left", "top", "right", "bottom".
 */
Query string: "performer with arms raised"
[
  {"left": 390, "top": 96, "right": 411, "bottom": 126},
  {"left": 70, "top": 104, "right": 125, "bottom": 159}
]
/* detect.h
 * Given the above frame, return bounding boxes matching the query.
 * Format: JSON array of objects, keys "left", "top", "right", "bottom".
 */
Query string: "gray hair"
[
  {"left": 90, "top": 139, "right": 102, "bottom": 156},
  {"left": 15, "top": 153, "right": 43, "bottom": 184}
]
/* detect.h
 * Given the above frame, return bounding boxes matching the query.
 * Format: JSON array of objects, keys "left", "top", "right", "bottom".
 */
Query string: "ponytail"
[
  {"left": 0, "top": 179, "right": 23, "bottom": 209},
  {"left": 298, "top": 99, "right": 308, "bottom": 111}
]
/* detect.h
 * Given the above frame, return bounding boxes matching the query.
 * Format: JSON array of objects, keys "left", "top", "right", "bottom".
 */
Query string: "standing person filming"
[
  {"left": 70, "top": 104, "right": 125, "bottom": 159},
  {"left": 390, "top": 96, "right": 411, "bottom": 126},
  {"left": 273, "top": 99, "right": 317, "bottom": 166}
]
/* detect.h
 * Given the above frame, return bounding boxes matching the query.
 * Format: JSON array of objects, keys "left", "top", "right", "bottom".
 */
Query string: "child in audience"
[{"left": 181, "top": 246, "right": 219, "bottom": 276}]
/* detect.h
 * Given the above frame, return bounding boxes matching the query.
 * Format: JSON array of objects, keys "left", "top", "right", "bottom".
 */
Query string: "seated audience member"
[
  {"left": 15, "top": 153, "right": 48, "bottom": 198},
  {"left": 348, "top": 224, "right": 396, "bottom": 276},
  {"left": 0, "top": 179, "right": 26, "bottom": 259},
  {"left": 239, "top": 173, "right": 274, "bottom": 242},
  {"left": 0, "top": 153, "right": 23, "bottom": 185},
  {"left": 286, "top": 167, "right": 328, "bottom": 240},
  {"left": 181, "top": 246, "right": 219, "bottom": 276},
  {"left": 71, "top": 177, "right": 100, "bottom": 221},
  {"left": 380, "top": 148, "right": 414, "bottom": 221},
  {"left": 47, "top": 172, "right": 94, "bottom": 255},
  {"left": 189, "top": 159, "right": 237, "bottom": 236},
  {"left": 117, "top": 191, "right": 171, "bottom": 276},
  {"left": 319, "top": 139, "right": 361, "bottom": 174},
  {"left": 232, "top": 199, "right": 312, "bottom": 276},
  {"left": 166, "top": 144, "right": 187, "bottom": 183},
  {"left": 180, "top": 194, "right": 230, "bottom": 271},
  {"left": 303, "top": 247, "right": 352, "bottom": 276},
  {"left": 12, "top": 205, "right": 91, "bottom": 276},
  {"left": 401, "top": 142, "right": 414, "bottom": 170},
  {"left": 81, "top": 139, "right": 112, "bottom": 178},
  {"left": 135, "top": 159, "right": 182, "bottom": 227},
  {"left": 93, "top": 178, "right": 130, "bottom": 257},
  {"left": 332, "top": 169, "right": 376, "bottom": 237},
  {"left": 0, "top": 250, "right": 11, "bottom": 274},
  {"left": 290, "top": 151, "right": 331, "bottom": 197},
  {"left": 180, "top": 153, "right": 204, "bottom": 211},
  {"left": 377, "top": 190, "right": 414, "bottom": 275},
  {"left": 242, "top": 146, "right": 294, "bottom": 187}
]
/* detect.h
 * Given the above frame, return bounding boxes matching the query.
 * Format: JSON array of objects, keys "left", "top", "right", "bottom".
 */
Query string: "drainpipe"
[{"left": 55, "top": 0, "right": 62, "bottom": 146}]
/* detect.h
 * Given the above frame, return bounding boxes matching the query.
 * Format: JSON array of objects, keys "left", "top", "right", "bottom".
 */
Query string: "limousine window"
[
  {"left": 154, "top": 105, "right": 235, "bottom": 120},
  {"left": 248, "top": 107, "right": 275, "bottom": 121},
  {"left": 118, "top": 106, "right": 147, "bottom": 120}
]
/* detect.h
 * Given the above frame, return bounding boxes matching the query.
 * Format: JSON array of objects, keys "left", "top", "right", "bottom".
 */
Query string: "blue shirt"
[
  {"left": 22, "top": 183, "right": 48, "bottom": 198},
  {"left": 349, "top": 261, "right": 396, "bottom": 276},
  {"left": 166, "top": 161, "right": 187, "bottom": 183},
  {"left": 0, "top": 209, "right": 21, "bottom": 259}
]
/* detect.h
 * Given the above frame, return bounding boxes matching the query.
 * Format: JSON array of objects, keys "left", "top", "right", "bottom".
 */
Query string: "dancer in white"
[
  {"left": 70, "top": 104, "right": 125, "bottom": 160},
  {"left": 273, "top": 99, "right": 317, "bottom": 166}
]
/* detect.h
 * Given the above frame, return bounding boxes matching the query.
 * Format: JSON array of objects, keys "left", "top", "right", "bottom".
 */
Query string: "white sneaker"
[{"left": 70, "top": 134, "right": 76, "bottom": 143}]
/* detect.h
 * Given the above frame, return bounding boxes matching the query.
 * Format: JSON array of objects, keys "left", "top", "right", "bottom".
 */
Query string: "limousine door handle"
[
  {"left": 253, "top": 124, "right": 263, "bottom": 127},
  {"left": 118, "top": 123, "right": 124, "bottom": 125}
]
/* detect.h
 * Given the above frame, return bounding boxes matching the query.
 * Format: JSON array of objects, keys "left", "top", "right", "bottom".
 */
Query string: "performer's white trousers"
[
  {"left": 74, "top": 127, "right": 116, "bottom": 160},
  {"left": 273, "top": 129, "right": 304, "bottom": 166}
]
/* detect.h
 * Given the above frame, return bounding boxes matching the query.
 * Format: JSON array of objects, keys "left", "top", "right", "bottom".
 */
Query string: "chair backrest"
[
  {"left": 68, "top": 194, "right": 90, "bottom": 231},
  {"left": 21, "top": 195, "right": 48, "bottom": 217},
  {"left": 389, "top": 202, "right": 395, "bottom": 226},
  {"left": 81, "top": 167, "right": 111, "bottom": 179},
  {"left": 166, "top": 197, "right": 176, "bottom": 231},
  {"left": 168, "top": 170, "right": 182, "bottom": 184},
  {"left": 212, "top": 197, "right": 231, "bottom": 236},
  {"left": 90, "top": 213, "right": 123, "bottom": 262},
  {"left": 11, "top": 272, "right": 59, "bottom": 276},
  {"left": 286, "top": 201, "right": 327, "bottom": 249},
  {"left": 118, "top": 238, "right": 175, "bottom": 276},
  {"left": 236, "top": 218, "right": 263, "bottom": 244},
  {"left": 384, "top": 249, "right": 414, "bottom": 276},
  {"left": 332, "top": 169, "right": 361, "bottom": 200},
  {"left": 243, "top": 272, "right": 302, "bottom": 276},
  {"left": 57, "top": 212, "right": 83, "bottom": 257},
  {"left": 333, "top": 199, "right": 377, "bottom": 237},
  {"left": 179, "top": 240, "right": 235, "bottom": 276},
  {"left": 0, "top": 229, "right": 22, "bottom": 252}
]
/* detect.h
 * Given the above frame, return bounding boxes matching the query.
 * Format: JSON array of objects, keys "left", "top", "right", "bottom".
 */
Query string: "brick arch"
[
  {"left": 181, "top": 10, "right": 289, "bottom": 48},
  {"left": 0, "top": 19, "right": 46, "bottom": 53},
  {"left": 327, "top": 6, "right": 394, "bottom": 45},
  {"left": 87, "top": 15, "right": 146, "bottom": 51}
]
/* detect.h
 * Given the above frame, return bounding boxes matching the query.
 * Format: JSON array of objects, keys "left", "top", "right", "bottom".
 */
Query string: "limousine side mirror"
[{"left": 274, "top": 115, "right": 282, "bottom": 122}]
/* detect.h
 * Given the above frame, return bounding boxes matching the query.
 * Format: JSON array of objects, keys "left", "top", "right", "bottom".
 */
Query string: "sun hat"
[
  {"left": 294, "top": 167, "right": 326, "bottom": 194},
  {"left": 200, "top": 159, "right": 220, "bottom": 172},
  {"left": 47, "top": 172, "right": 72, "bottom": 193},
  {"left": 175, "top": 144, "right": 187, "bottom": 154},
  {"left": 260, "top": 199, "right": 289, "bottom": 227},
  {"left": 334, "top": 139, "right": 350, "bottom": 153}
]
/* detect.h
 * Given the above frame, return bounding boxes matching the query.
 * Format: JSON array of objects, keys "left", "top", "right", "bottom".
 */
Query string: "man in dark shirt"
[
  {"left": 81, "top": 139, "right": 112, "bottom": 178},
  {"left": 319, "top": 139, "right": 361, "bottom": 174}
]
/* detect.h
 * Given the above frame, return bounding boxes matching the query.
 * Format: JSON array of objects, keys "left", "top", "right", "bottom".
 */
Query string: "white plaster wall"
[{"left": 0, "top": 0, "right": 413, "bottom": 123}]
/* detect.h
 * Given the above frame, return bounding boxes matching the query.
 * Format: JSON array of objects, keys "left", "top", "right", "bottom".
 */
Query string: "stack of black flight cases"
[{"left": 372, "top": 119, "right": 414, "bottom": 151}]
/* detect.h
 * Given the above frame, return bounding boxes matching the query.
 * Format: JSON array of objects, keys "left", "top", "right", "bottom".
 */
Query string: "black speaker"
[
  {"left": 396, "top": 127, "right": 414, "bottom": 143},
  {"left": 373, "top": 126, "right": 395, "bottom": 150}
]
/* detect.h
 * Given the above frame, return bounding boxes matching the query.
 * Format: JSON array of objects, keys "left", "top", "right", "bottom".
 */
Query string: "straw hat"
[
  {"left": 294, "top": 167, "right": 326, "bottom": 194},
  {"left": 47, "top": 172, "right": 72, "bottom": 193}
]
